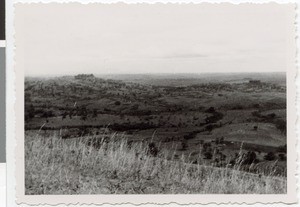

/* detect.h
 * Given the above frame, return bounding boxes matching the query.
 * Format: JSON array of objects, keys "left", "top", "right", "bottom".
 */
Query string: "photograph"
[{"left": 14, "top": 2, "right": 296, "bottom": 204}]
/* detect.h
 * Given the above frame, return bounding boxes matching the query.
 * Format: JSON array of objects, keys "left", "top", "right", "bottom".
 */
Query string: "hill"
[
  {"left": 24, "top": 73, "right": 287, "bottom": 174},
  {"left": 25, "top": 131, "right": 286, "bottom": 194}
]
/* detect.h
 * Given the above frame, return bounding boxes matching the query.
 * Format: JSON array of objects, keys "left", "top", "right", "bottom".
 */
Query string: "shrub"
[
  {"left": 220, "top": 153, "right": 226, "bottom": 161},
  {"left": 267, "top": 113, "right": 276, "bottom": 119},
  {"left": 181, "top": 141, "right": 188, "bottom": 151},
  {"left": 205, "top": 107, "right": 215, "bottom": 113},
  {"left": 26, "top": 104, "right": 35, "bottom": 119},
  {"left": 204, "top": 151, "right": 213, "bottom": 159},
  {"left": 41, "top": 110, "right": 54, "bottom": 118},
  {"left": 93, "top": 109, "right": 98, "bottom": 117},
  {"left": 242, "top": 151, "right": 258, "bottom": 165},
  {"left": 183, "top": 131, "right": 198, "bottom": 140},
  {"left": 278, "top": 153, "right": 286, "bottom": 161},
  {"left": 205, "top": 112, "right": 224, "bottom": 124},
  {"left": 252, "top": 103, "right": 260, "bottom": 109},
  {"left": 220, "top": 137, "right": 225, "bottom": 144},
  {"left": 277, "top": 144, "right": 287, "bottom": 153},
  {"left": 231, "top": 104, "right": 244, "bottom": 110},
  {"left": 114, "top": 101, "right": 121, "bottom": 106},
  {"left": 205, "top": 124, "right": 218, "bottom": 133},
  {"left": 203, "top": 142, "right": 211, "bottom": 151},
  {"left": 264, "top": 152, "right": 276, "bottom": 161},
  {"left": 251, "top": 111, "right": 261, "bottom": 118},
  {"left": 148, "top": 142, "right": 158, "bottom": 157},
  {"left": 275, "top": 119, "right": 286, "bottom": 134},
  {"left": 62, "top": 111, "right": 68, "bottom": 120}
]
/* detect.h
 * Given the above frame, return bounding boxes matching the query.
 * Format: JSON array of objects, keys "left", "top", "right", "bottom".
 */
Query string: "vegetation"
[
  {"left": 25, "top": 131, "right": 286, "bottom": 195},
  {"left": 24, "top": 73, "right": 287, "bottom": 194}
]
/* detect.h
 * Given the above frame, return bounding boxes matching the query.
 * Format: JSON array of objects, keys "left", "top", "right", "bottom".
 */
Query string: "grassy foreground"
[{"left": 25, "top": 131, "right": 286, "bottom": 195}]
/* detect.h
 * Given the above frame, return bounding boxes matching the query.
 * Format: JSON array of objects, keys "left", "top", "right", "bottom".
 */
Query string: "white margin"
[{"left": 6, "top": 0, "right": 300, "bottom": 207}]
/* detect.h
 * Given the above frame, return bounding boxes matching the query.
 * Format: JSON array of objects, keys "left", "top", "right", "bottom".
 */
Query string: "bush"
[
  {"left": 205, "top": 107, "right": 215, "bottom": 113},
  {"left": 92, "top": 109, "right": 98, "bottom": 117},
  {"left": 26, "top": 104, "right": 35, "bottom": 119},
  {"left": 181, "top": 141, "right": 188, "bottom": 151},
  {"left": 264, "top": 152, "right": 276, "bottom": 161},
  {"left": 148, "top": 142, "right": 158, "bottom": 157},
  {"left": 203, "top": 142, "right": 211, "bottom": 151},
  {"left": 251, "top": 111, "right": 261, "bottom": 118},
  {"left": 242, "top": 151, "right": 258, "bottom": 165},
  {"left": 220, "top": 137, "right": 225, "bottom": 143},
  {"left": 252, "top": 103, "right": 260, "bottom": 109},
  {"left": 231, "top": 104, "right": 244, "bottom": 110},
  {"left": 205, "top": 124, "right": 218, "bottom": 133},
  {"left": 114, "top": 101, "right": 121, "bottom": 106},
  {"left": 205, "top": 112, "right": 224, "bottom": 124},
  {"left": 204, "top": 151, "right": 213, "bottom": 159},
  {"left": 41, "top": 110, "right": 54, "bottom": 118},
  {"left": 277, "top": 144, "right": 287, "bottom": 153},
  {"left": 267, "top": 113, "right": 276, "bottom": 119},
  {"left": 278, "top": 153, "right": 286, "bottom": 161},
  {"left": 275, "top": 119, "right": 286, "bottom": 134},
  {"left": 183, "top": 131, "right": 198, "bottom": 140}
]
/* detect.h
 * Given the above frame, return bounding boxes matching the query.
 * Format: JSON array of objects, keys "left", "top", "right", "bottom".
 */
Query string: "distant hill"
[{"left": 96, "top": 72, "right": 286, "bottom": 87}]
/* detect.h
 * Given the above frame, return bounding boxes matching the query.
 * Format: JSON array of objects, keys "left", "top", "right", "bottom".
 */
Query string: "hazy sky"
[{"left": 16, "top": 3, "right": 294, "bottom": 76}]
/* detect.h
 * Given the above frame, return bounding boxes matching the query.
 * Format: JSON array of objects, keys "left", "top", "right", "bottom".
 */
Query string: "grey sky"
[{"left": 16, "top": 3, "right": 294, "bottom": 76}]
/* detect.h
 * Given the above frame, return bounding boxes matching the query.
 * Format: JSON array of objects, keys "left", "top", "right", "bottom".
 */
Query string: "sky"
[{"left": 16, "top": 3, "right": 294, "bottom": 76}]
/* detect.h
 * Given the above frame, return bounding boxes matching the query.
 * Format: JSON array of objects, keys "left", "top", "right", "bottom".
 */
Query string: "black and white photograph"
[{"left": 14, "top": 2, "right": 296, "bottom": 204}]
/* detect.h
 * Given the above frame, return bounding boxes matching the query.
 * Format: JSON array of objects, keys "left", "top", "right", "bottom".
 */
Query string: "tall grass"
[{"left": 25, "top": 131, "right": 286, "bottom": 195}]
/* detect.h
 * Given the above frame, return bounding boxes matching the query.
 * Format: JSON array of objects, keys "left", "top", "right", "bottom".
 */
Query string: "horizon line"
[{"left": 25, "top": 71, "right": 286, "bottom": 78}]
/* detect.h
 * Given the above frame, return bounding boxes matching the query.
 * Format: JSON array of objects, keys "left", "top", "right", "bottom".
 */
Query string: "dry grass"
[{"left": 25, "top": 131, "right": 286, "bottom": 195}]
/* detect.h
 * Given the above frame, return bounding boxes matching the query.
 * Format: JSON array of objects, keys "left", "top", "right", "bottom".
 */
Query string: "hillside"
[
  {"left": 25, "top": 73, "right": 287, "bottom": 173},
  {"left": 25, "top": 131, "right": 286, "bottom": 195}
]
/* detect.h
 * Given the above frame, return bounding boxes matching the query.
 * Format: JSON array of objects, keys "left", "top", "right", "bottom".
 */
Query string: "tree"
[
  {"left": 114, "top": 101, "right": 121, "bottom": 106},
  {"left": 204, "top": 151, "right": 212, "bottom": 159},
  {"left": 93, "top": 109, "right": 98, "bottom": 118},
  {"left": 278, "top": 153, "right": 286, "bottom": 161},
  {"left": 62, "top": 111, "right": 68, "bottom": 120},
  {"left": 264, "top": 152, "right": 276, "bottom": 161},
  {"left": 27, "top": 104, "right": 35, "bottom": 119},
  {"left": 69, "top": 111, "right": 73, "bottom": 119},
  {"left": 253, "top": 103, "right": 260, "bottom": 109},
  {"left": 275, "top": 119, "right": 286, "bottom": 134},
  {"left": 203, "top": 142, "right": 211, "bottom": 151},
  {"left": 242, "top": 151, "right": 257, "bottom": 165},
  {"left": 181, "top": 140, "right": 188, "bottom": 150},
  {"left": 132, "top": 104, "right": 139, "bottom": 110},
  {"left": 252, "top": 111, "right": 261, "bottom": 117},
  {"left": 205, "top": 124, "right": 215, "bottom": 133},
  {"left": 205, "top": 107, "right": 215, "bottom": 113},
  {"left": 148, "top": 142, "right": 158, "bottom": 157},
  {"left": 80, "top": 106, "right": 88, "bottom": 121},
  {"left": 220, "top": 153, "right": 226, "bottom": 161},
  {"left": 81, "top": 113, "right": 87, "bottom": 121},
  {"left": 277, "top": 144, "right": 287, "bottom": 153},
  {"left": 267, "top": 113, "right": 276, "bottom": 119}
]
